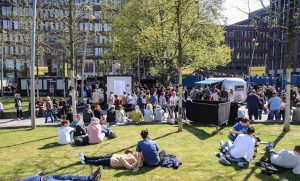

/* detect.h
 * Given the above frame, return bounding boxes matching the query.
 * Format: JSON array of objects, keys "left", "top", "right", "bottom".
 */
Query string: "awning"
[{"left": 194, "top": 78, "right": 226, "bottom": 85}]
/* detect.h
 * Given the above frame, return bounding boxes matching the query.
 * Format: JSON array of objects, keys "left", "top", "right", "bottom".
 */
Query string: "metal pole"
[
  {"left": 81, "top": 14, "right": 90, "bottom": 102},
  {"left": 1, "top": 34, "right": 4, "bottom": 97},
  {"left": 137, "top": 51, "right": 140, "bottom": 84},
  {"left": 30, "top": 0, "right": 37, "bottom": 129},
  {"left": 249, "top": 38, "right": 257, "bottom": 75}
]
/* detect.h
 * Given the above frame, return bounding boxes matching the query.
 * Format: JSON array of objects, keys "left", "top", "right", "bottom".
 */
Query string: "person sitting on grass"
[
  {"left": 58, "top": 119, "right": 75, "bottom": 145},
  {"left": 106, "top": 105, "right": 116, "bottom": 123},
  {"left": 154, "top": 105, "right": 165, "bottom": 122},
  {"left": 144, "top": 104, "right": 154, "bottom": 122},
  {"left": 115, "top": 105, "right": 127, "bottom": 124},
  {"left": 19, "top": 166, "right": 102, "bottom": 181},
  {"left": 71, "top": 114, "right": 86, "bottom": 137},
  {"left": 264, "top": 143, "right": 300, "bottom": 174},
  {"left": 219, "top": 126, "right": 256, "bottom": 166},
  {"left": 87, "top": 117, "right": 105, "bottom": 145},
  {"left": 100, "top": 117, "right": 116, "bottom": 139},
  {"left": 66, "top": 108, "right": 74, "bottom": 123},
  {"left": 93, "top": 105, "right": 104, "bottom": 120},
  {"left": 136, "top": 129, "right": 160, "bottom": 167},
  {"left": 79, "top": 150, "right": 143, "bottom": 172},
  {"left": 131, "top": 105, "right": 143, "bottom": 123},
  {"left": 228, "top": 118, "right": 250, "bottom": 141},
  {"left": 83, "top": 104, "right": 94, "bottom": 124}
]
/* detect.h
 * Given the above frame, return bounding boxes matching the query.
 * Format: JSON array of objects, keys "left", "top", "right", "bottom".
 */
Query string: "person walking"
[
  {"left": 45, "top": 96, "right": 54, "bottom": 123},
  {"left": 246, "top": 90, "right": 259, "bottom": 121},
  {"left": 15, "top": 93, "right": 23, "bottom": 120}
]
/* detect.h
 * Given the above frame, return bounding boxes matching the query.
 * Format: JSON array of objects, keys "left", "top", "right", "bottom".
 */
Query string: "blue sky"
[{"left": 223, "top": 0, "right": 269, "bottom": 25}]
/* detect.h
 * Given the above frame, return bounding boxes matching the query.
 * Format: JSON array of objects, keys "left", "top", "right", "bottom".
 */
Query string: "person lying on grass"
[
  {"left": 219, "top": 126, "right": 256, "bottom": 165},
  {"left": 228, "top": 118, "right": 250, "bottom": 142},
  {"left": 136, "top": 129, "right": 161, "bottom": 167},
  {"left": 265, "top": 143, "right": 300, "bottom": 174},
  {"left": 58, "top": 119, "right": 75, "bottom": 145},
  {"left": 19, "top": 166, "right": 102, "bottom": 181},
  {"left": 80, "top": 150, "right": 143, "bottom": 172}
]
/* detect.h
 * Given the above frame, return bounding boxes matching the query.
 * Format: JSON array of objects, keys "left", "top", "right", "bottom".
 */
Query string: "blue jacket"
[
  {"left": 246, "top": 93, "right": 259, "bottom": 110},
  {"left": 161, "top": 154, "right": 182, "bottom": 169}
]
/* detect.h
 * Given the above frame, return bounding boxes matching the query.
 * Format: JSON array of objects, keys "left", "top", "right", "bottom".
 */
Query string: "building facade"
[{"left": 0, "top": 0, "right": 124, "bottom": 84}]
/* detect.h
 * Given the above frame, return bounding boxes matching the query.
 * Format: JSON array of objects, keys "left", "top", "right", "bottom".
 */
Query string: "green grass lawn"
[
  {"left": 0, "top": 96, "right": 63, "bottom": 112},
  {"left": 0, "top": 124, "right": 300, "bottom": 181}
]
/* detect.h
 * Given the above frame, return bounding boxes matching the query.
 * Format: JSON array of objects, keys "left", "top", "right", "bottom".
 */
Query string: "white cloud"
[{"left": 223, "top": 0, "right": 269, "bottom": 25}]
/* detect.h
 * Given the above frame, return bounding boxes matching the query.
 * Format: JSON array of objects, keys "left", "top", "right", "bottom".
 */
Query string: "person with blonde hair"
[
  {"left": 144, "top": 104, "right": 154, "bottom": 122},
  {"left": 131, "top": 105, "right": 143, "bottom": 122}
]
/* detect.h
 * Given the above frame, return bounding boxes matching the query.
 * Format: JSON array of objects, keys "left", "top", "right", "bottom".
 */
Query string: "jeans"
[
  {"left": 280, "top": 109, "right": 285, "bottom": 120},
  {"left": 268, "top": 110, "right": 280, "bottom": 120},
  {"left": 258, "top": 110, "right": 263, "bottom": 120},
  {"left": 101, "top": 128, "right": 112, "bottom": 137},
  {"left": 17, "top": 109, "right": 23, "bottom": 118},
  {"left": 228, "top": 134, "right": 237, "bottom": 142},
  {"left": 182, "top": 107, "right": 187, "bottom": 120},
  {"left": 20, "top": 175, "right": 93, "bottom": 181},
  {"left": 265, "top": 145, "right": 277, "bottom": 160},
  {"left": 248, "top": 109, "right": 258, "bottom": 120},
  {"left": 84, "top": 155, "right": 112, "bottom": 166},
  {"left": 45, "top": 110, "right": 54, "bottom": 123},
  {"left": 45, "top": 175, "right": 93, "bottom": 181}
]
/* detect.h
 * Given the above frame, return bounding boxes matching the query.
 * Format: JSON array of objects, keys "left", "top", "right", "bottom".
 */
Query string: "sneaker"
[
  {"left": 109, "top": 132, "right": 117, "bottom": 139},
  {"left": 93, "top": 166, "right": 103, "bottom": 181},
  {"left": 220, "top": 140, "right": 224, "bottom": 148},
  {"left": 80, "top": 152, "right": 85, "bottom": 164},
  {"left": 261, "top": 169, "right": 273, "bottom": 176},
  {"left": 219, "top": 157, "right": 231, "bottom": 166},
  {"left": 264, "top": 142, "right": 274, "bottom": 151}
]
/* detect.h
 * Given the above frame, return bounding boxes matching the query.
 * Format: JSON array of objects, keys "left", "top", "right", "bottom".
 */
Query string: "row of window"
[
  {"left": 0, "top": 45, "right": 106, "bottom": 57},
  {"left": 226, "top": 40, "right": 268, "bottom": 50},
  {"left": 2, "top": 19, "right": 112, "bottom": 32},
  {"left": 226, "top": 29, "right": 268, "bottom": 39},
  {"left": 233, "top": 52, "right": 268, "bottom": 60}
]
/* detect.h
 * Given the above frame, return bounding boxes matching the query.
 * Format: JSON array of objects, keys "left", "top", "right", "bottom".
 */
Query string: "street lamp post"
[
  {"left": 1, "top": 30, "right": 5, "bottom": 97},
  {"left": 30, "top": 0, "right": 37, "bottom": 129},
  {"left": 249, "top": 38, "right": 259, "bottom": 75}
]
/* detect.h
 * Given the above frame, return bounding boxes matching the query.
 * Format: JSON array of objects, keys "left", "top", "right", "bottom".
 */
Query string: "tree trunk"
[
  {"left": 283, "top": 0, "right": 296, "bottom": 132},
  {"left": 176, "top": 0, "right": 183, "bottom": 132},
  {"left": 284, "top": 69, "right": 291, "bottom": 131},
  {"left": 68, "top": 0, "right": 77, "bottom": 121}
]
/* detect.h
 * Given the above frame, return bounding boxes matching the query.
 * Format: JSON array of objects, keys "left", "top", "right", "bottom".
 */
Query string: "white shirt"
[
  {"left": 58, "top": 127, "right": 74, "bottom": 145},
  {"left": 271, "top": 150, "right": 300, "bottom": 174},
  {"left": 0, "top": 102, "right": 3, "bottom": 110},
  {"left": 127, "top": 95, "right": 133, "bottom": 104},
  {"left": 211, "top": 93, "right": 219, "bottom": 101},
  {"left": 169, "top": 96, "right": 179, "bottom": 106},
  {"left": 229, "top": 134, "right": 256, "bottom": 162}
]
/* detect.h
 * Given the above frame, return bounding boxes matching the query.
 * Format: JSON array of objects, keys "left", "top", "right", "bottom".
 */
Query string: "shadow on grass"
[
  {"left": 109, "top": 131, "right": 178, "bottom": 155},
  {"left": 114, "top": 166, "right": 157, "bottom": 177},
  {"left": 39, "top": 142, "right": 64, "bottom": 150},
  {"left": 0, "top": 136, "right": 57, "bottom": 149},
  {"left": 0, "top": 128, "right": 32, "bottom": 135},
  {"left": 184, "top": 124, "right": 224, "bottom": 140},
  {"left": 241, "top": 131, "right": 287, "bottom": 181}
]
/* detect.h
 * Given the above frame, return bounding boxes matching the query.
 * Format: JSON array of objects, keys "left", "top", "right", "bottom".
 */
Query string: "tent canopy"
[{"left": 195, "top": 78, "right": 226, "bottom": 85}]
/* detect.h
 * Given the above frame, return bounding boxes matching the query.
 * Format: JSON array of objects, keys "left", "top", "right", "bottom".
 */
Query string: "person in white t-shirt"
[
  {"left": 221, "top": 126, "right": 256, "bottom": 163},
  {"left": 58, "top": 119, "right": 75, "bottom": 145},
  {"left": 169, "top": 92, "right": 179, "bottom": 119},
  {"left": 0, "top": 102, "right": 3, "bottom": 117}
]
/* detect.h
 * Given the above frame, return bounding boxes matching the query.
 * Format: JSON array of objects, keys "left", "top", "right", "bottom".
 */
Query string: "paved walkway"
[{"left": 0, "top": 117, "right": 59, "bottom": 129}]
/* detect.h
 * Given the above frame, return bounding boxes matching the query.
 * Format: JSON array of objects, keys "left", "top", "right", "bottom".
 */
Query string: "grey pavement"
[{"left": 0, "top": 117, "right": 59, "bottom": 129}]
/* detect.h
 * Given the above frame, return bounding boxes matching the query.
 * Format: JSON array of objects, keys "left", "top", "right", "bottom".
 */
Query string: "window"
[
  {"left": 3, "top": 20, "right": 12, "bottom": 29},
  {"left": 85, "top": 63, "right": 94, "bottom": 73}
]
